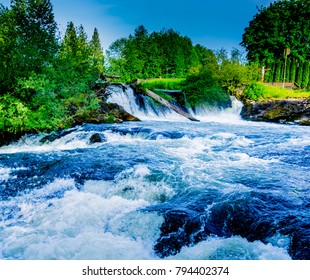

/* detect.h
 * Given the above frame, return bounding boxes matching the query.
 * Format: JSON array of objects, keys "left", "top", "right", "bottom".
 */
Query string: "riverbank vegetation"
[
  {"left": 243, "top": 83, "right": 310, "bottom": 101},
  {"left": 0, "top": 0, "right": 107, "bottom": 137}
]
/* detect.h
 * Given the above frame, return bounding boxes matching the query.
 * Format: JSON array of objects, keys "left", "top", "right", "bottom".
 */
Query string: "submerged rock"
[
  {"left": 89, "top": 133, "right": 105, "bottom": 144},
  {"left": 241, "top": 99, "right": 310, "bottom": 125}
]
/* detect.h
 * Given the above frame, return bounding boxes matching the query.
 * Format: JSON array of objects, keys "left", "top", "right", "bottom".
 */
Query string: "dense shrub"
[{"left": 181, "top": 70, "right": 231, "bottom": 108}]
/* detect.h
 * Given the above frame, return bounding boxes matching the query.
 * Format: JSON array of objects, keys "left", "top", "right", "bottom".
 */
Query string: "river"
[{"left": 0, "top": 87, "right": 309, "bottom": 260}]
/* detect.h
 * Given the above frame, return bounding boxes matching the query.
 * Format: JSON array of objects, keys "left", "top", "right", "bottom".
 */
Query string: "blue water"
[{"left": 0, "top": 115, "right": 309, "bottom": 260}]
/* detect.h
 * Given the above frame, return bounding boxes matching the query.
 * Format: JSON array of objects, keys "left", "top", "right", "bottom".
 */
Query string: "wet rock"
[
  {"left": 40, "top": 128, "right": 77, "bottom": 144},
  {"left": 89, "top": 133, "right": 105, "bottom": 144},
  {"left": 103, "top": 103, "right": 140, "bottom": 122},
  {"left": 73, "top": 101, "right": 140, "bottom": 125},
  {"left": 0, "top": 131, "right": 22, "bottom": 147},
  {"left": 241, "top": 99, "right": 310, "bottom": 125}
]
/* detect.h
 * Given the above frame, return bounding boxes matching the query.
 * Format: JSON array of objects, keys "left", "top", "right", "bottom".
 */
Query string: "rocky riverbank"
[{"left": 241, "top": 99, "right": 310, "bottom": 125}]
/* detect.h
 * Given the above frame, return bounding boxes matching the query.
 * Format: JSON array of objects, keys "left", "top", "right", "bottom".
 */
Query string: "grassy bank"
[
  {"left": 243, "top": 82, "right": 310, "bottom": 101},
  {"left": 138, "top": 78, "right": 184, "bottom": 91}
]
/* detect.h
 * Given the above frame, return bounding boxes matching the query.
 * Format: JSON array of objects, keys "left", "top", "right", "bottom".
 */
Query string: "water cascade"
[{"left": 107, "top": 85, "right": 244, "bottom": 123}]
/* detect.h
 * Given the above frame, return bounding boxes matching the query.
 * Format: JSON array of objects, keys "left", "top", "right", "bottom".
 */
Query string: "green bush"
[
  {"left": 243, "top": 82, "right": 267, "bottom": 101},
  {"left": 218, "top": 61, "right": 260, "bottom": 94},
  {"left": 0, "top": 95, "right": 30, "bottom": 134},
  {"left": 182, "top": 70, "right": 231, "bottom": 107}
]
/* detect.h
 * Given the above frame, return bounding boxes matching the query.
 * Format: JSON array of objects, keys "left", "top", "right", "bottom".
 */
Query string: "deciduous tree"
[{"left": 241, "top": 0, "right": 310, "bottom": 62}]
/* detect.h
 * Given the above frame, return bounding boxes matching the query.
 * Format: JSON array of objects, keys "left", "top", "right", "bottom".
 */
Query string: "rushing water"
[{"left": 0, "top": 87, "right": 309, "bottom": 260}]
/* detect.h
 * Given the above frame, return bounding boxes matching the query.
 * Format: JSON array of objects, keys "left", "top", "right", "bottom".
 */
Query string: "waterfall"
[
  {"left": 107, "top": 85, "right": 244, "bottom": 123},
  {"left": 106, "top": 85, "right": 188, "bottom": 121},
  {"left": 189, "top": 96, "right": 244, "bottom": 124}
]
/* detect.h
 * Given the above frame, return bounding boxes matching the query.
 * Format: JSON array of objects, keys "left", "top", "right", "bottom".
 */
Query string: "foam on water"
[
  {"left": 0, "top": 177, "right": 163, "bottom": 260},
  {"left": 167, "top": 236, "right": 291, "bottom": 260},
  {"left": 0, "top": 166, "right": 28, "bottom": 182},
  {"left": 189, "top": 96, "right": 244, "bottom": 124},
  {"left": 83, "top": 164, "right": 175, "bottom": 203},
  {"left": 0, "top": 131, "right": 101, "bottom": 154}
]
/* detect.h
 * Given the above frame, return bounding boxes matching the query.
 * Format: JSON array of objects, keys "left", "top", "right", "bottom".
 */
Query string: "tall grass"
[
  {"left": 138, "top": 78, "right": 185, "bottom": 91},
  {"left": 244, "top": 82, "right": 310, "bottom": 101}
]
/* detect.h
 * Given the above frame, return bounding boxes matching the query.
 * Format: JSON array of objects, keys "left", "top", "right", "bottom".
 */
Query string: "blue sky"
[{"left": 1, "top": 0, "right": 274, "bottom": 52}]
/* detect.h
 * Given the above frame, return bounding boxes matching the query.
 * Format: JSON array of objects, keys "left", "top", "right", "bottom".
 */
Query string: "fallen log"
[
  {"left": 145, "top": 89, "right": 199, "bottom": 122},
  {"left": 100, "top": 73, "right": 121, "bottom": 80}
]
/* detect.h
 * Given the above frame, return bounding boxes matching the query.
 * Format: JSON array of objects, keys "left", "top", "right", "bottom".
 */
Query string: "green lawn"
[
  {"left": 138, "top": 78, "right": 185, "bottom": 91},
  {"left": 244, "top": 82, "right": 310, "bottom": 101}
]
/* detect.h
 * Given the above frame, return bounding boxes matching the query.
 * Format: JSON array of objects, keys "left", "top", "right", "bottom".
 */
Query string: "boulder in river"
[
  {"left": 73, "top": 101, "right": 140, "bottom": 125},
  {"left": 89, "top": 133, "right": 105, "bottom": 144}
]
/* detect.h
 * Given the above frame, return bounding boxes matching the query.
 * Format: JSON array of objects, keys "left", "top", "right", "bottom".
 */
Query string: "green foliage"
[
  {"left": 0, "top": 1, "right": 106, "bottom": 136},
  {"left": 243, "top": 82, "right": 267, "bottom": 101},
  {"left": 218, "top": 61, "right": 260, "bottom": 94},
  {"left": 89, "top": 28, "right": 105, "bottom": 73},
  {"left": 0, "top": 95, "right": 30, "bottom": 133},
  {"left": 0, "top": 5, "right": 17, "bottom": 93},
  {"left": 273, "top": 60, "right": 283, "bottom": 82},
  {"left": 285, "top": 58, "right": 291, "bottom": 84},
  {"left": 139, "top": 78, "right": 184, "bottom": 91},
  {"left": 296, "top": 61, "right": 304, "bottom": 87},
  {"left": 241, "top": 0, "right": 310, "bottom": 62},
  {"left": 181, "top": 69, "right": 230, "bottom": 107},
  {"left": 11, "top": 0, "right": 58, "bottom": 75},
  {"left": 301, "top": 61, "right": 310, "bottom": 89},
  {"left": 244, "top": 82, "right": 310, "bottom": 101},
  {"left": 71, "top": 94, "right": 100, "bottom": 119},
  {"left": 107, "top": 26, "right": 199, "bottom": 82},
  {"left": 263, "top": 57, "right": 310, "bottom": 87},
  {"left": 192, "top": 44, "right": 218, "bottom": 74},
  {"left": 290, "top": 58, "right": 297, "bottom": 83}
]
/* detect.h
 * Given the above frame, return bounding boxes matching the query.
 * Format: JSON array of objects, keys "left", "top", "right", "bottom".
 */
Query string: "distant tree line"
[{"left": 106, "top": 25, "right": 213, "bottom": 81}]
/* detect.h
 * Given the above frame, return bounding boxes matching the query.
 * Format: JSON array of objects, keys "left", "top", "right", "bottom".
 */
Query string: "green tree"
[
  {"left": 89, "top": 28, "right": 105, "bottom": 73},
  {"left": 60, "top": 21, "right": 78, "bottom": 57},
  {"left": 0, "top": 5, "right": 17, "bottom": 94},
  {"left": 285, "top": 58, "right": 291, "bottom": 82},
  {"left": 0, "top": 0, "right": 58, "bottom": 95},
  {"left": 241, "top": 0, "right": 310, "bottom": 62},
  {"left": 11, "top": 0, "right": 58, "bottom": 75},
  {"left": 301, "top": 60, "right": 310, "bottom": 88},
  {"left": 59, "top": 22, "right": 93, "bottom": 77},
  {"left": 295, "top": 61, "right": 304, "bottom": 87},
  {"left": 216, "top": 48, "right": 229, "bottom": 66},
  {"left": 289, "top": 58, "right": 298, "bottom": 83},
  {"left": 273, "top": 60, "right": 283, "bottom": 82},
  {"left": 106, "top": 26, "right": 200, "bottom": 81},
  {"left": 219, "top": 61, "right": 260, "bottom": 94},
  {"left": 181, "top": 68, "right": 231, "bottom": 108},
  {"left": 264, "top": 61, "right": 275, "bottom": 82}
]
